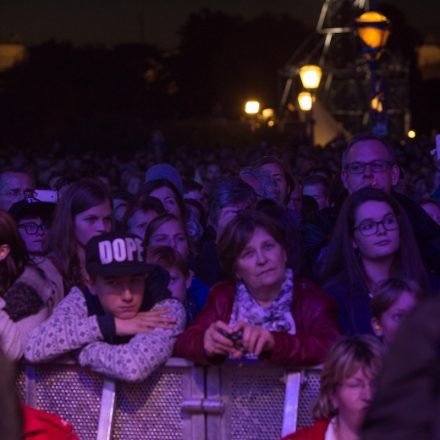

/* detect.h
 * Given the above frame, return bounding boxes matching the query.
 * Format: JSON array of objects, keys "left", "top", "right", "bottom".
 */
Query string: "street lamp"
[
  {"left": 261, "top": 107, "right": 276, "bottom": 127},
  {"left": 297, "top": 91, "right": 314, "bottom": 144},
  {"left": 370, "top": 95, "right": 383, "bottom": 113},
  {"left": 355, "top": 12, "right": 390, "bottom": 61},
  {"left": 297, "top": 92, "right": 313, "bottom": 111},
  {"left": 298, "top": 64, "right": 322, "bottom": 145},
  {"left": 244, "top": 100, "right": 261, "bottom": 131},
  {"left": 355, "top": 11, "right": 391, "bottom": 135},
  {"left": 261, "top": 108, "right": 274, "bottom": 119},
  {"left": 244, "top": 100, "right": 260, "bottom": 115},
  {"left": 299, "top": 65, "right": 322, "bottom": 90}
]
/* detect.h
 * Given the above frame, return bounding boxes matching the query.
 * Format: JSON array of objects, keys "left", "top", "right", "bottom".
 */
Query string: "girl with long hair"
[{"left": 46, "top": 178, "right": 113, "bottom": 291}]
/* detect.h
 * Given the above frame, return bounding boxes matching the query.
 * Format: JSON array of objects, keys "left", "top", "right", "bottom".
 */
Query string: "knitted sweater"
[
  {"left": 0, "top": 264, "right": 58, "bottom": 361},
  {"left": 25, "top": 287, "right": 186, "bottom": 381}
]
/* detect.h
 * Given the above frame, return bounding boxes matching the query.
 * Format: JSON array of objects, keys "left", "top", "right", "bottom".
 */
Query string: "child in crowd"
[
  {"left": 144, "top": 214, "right": 210, "bottom": 318},
  {"left": 146, "top": 246, "right": 195, "bottom": 323},
  {"left": 370, "top": 278, "right": 423, "bottom": 347},
  {"left": 25, "top": 232, "right": 186, "bottom": 381}
]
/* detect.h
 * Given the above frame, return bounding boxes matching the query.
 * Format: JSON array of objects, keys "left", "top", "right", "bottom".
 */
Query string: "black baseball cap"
[
  {"left": 86, "top": 232, "right": 151, "bottom": 277},
  {"left": 8, "top": 198, "right": 55, "bottom": 223}
]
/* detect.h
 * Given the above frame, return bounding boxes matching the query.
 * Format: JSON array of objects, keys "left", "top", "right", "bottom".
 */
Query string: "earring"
[{"left": 373, "top": 324, "right": 381, "bottom": 331}]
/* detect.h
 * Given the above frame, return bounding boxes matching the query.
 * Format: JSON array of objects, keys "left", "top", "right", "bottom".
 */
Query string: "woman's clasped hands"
[{"left": 203, "top": 320, "right": 274, "bottom": 358}]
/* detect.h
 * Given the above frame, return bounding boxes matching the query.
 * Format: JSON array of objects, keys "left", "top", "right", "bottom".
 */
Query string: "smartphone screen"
[{"left": 34, "top": 189, "right": 58, "bottom": 203}]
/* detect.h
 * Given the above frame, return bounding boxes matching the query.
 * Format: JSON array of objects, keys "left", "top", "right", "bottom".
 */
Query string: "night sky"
[{"left": 1, "top": 0, "right": 439, "bottom": 48}]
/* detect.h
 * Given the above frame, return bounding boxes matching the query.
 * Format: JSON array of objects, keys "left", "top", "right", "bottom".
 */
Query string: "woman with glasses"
[
  {"left": 0, "top": 210, "right": 58, "bottom": 360},
  {"left": 318, "top": 187, "right": 430, "bottom": 335},
  {"left": 9, "top": 199, "right": 54, "bottom": 258},
  {"left": 8, "top": 199, "right": 64, "bottom": 307}
]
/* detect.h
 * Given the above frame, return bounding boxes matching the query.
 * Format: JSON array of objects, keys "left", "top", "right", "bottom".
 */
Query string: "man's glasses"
[
  {"left": 353, "top": 213, "right": 399, "bottom": 237},
  {"left": 0, "top": 189, "right": 35, "bottom": 199},
  {"left": 344, "top": 160, "right": 393, "bottom": 174},
  {"left": 18, "top": 222, "right": 49, "bottom": 235}
]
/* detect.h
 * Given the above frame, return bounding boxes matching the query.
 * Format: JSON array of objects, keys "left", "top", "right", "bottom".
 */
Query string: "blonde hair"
[{"left": 313, "top": 335, "right": 384, "bottom": 420}]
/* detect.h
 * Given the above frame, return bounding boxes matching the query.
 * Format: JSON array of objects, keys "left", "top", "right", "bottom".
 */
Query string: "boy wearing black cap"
[{"left": 25, "top": 233, "right": 186, "bottom": 382}]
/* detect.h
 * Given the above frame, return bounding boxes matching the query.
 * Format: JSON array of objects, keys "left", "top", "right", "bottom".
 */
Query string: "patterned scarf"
[{"left": 229, "top": 268, "right": 296, "bottom": 335}]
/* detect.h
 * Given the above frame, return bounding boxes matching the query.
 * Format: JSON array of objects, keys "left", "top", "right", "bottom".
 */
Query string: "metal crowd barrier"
[{"left": 15, "top": 359, "right": 322, "bottom": 440}]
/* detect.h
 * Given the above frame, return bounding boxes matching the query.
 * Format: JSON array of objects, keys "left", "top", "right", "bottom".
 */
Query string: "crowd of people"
[{"left": 0, "top": 130, "right": 440, "bottom": 439}]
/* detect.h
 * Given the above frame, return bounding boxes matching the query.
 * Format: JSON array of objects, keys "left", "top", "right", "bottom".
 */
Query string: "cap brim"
[
  {"left": 9, "top": 202, "right": 55, "bottom": 222},
  {"left": 86, "top": 262, "right": 155, "bottom": 278}
]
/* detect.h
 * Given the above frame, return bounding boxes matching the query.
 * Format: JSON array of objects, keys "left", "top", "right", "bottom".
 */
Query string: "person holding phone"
[{"left": 174, "top": 210, "right": 340, "bottom": 366}]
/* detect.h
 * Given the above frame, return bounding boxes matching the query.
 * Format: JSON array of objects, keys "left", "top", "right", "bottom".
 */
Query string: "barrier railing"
[{"left": 16, "top": 359, "right": 321, "bottom": 440}]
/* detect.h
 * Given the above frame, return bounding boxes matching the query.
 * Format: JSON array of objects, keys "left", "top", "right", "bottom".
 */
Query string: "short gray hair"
[{"left": 341, "top": 132, "right": 396, "bottom": 168}]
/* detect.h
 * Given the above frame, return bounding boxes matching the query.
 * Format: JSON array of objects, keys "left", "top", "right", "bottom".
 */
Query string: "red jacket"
[
  {"left": 22, "top": 405, "right": 79, "bottom": 440},
  {"left": 282, "top": 420, "right": 330, "bottom": 440},
  {"left": 174, "top": 278, "right": 340, "bottom": 366}
]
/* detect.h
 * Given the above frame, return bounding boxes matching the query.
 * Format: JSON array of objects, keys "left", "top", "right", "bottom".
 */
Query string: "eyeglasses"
[
  {"left": 344, "top": 160, "right": 393, "bottom": 174},
  {"left": 0, "top": 189, "right": 35, "bottom": 199},
  {"left": 18, "top": 222, "right": 49, "bottom": 235},
  {"left": 353, "top": 213, "right": 399, "bottom": 237}
]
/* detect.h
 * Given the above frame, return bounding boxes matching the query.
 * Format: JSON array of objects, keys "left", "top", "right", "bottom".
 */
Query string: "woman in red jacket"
[
  {"left": 174, "top": 210, "right": 340, "bottom": 366},
  {"left": 283, "top": 335, "right": 383, "bottom": 440}
]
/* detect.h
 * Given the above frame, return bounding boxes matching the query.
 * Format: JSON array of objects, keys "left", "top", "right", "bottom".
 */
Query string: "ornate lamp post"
[
  {"left": 299, "top": 65, "right": 323, "bottom": 91},
  {"left": 298, "top": 65, "right": 322, "bottom": 144},
  {"left": 355, "top": 11, "right": 391, "bottom": 135},
  {"left": 297, "top": 92, "right": 313, "bottom": 112},
  {"left": 244, "top": 100, "right": 261, "bottom": 131}
]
